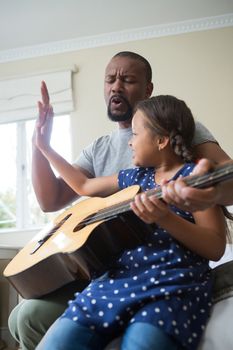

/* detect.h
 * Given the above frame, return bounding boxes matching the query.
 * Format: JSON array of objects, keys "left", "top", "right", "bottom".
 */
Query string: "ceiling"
[{"left": 0, "top": 0, "right": 233, "bottom": 53}]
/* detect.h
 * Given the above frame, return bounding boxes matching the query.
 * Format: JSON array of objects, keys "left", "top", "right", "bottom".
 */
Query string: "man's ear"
[
  {"left": 146, "top": 82, "right": 154, "bottom": 98},
  {"left": 157, "top": 136, "right": 169, "bottom": 151}
]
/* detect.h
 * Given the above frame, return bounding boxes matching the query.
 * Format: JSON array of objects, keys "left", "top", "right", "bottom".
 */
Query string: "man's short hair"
[{"left": 113, "top": 51, "right": 152, "bottom": 83}]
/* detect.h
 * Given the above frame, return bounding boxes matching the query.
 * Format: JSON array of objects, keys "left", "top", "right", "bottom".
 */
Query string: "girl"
[{"left": 36, "top": 95, "right": 227, "bottom": 350}]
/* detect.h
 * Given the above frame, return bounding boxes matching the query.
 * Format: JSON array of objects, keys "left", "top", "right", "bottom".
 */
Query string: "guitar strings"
[{"left": 75, "top": 164, "right": 233, "bottom": 229}]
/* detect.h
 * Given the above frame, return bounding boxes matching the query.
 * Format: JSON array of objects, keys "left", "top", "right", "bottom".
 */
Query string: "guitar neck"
[
  {"left": 81, "top": 162, "right": 233, "bottom": 227},
  {"left": 146, "top": 162, "right": 233, "bottom": 200}
]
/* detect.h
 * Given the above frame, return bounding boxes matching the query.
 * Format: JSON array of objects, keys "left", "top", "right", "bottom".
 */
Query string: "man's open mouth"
[
  {"left": 110, "top": 95, "right": 127, "bottom": 109},
  {"left": 107, "top": 94, "right": 133, "bottom": 122}
]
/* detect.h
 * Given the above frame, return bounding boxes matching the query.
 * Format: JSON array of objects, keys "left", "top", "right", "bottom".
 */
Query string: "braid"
[{"left": 170, "top": 131, "right": 193, "bottom": 162}]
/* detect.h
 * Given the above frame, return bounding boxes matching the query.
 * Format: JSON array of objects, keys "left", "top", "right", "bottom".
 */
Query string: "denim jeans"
[{"left": 36, "top": 319, "right": 180, "bottom": 350}]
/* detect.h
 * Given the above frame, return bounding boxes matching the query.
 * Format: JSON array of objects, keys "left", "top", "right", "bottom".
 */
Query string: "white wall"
[{"left": 0, "top": 27, "right": 232, "bottom": 159}]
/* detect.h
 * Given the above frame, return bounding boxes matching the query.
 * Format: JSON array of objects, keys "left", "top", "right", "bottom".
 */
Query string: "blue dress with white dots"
[{"left": 63, "top": 163, "right": 212, "bottom": 349}]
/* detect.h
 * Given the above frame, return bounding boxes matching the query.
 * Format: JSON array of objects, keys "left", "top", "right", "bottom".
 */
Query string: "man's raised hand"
[{"left": 33, "top": 81, "right": 54, "bottom": 152}]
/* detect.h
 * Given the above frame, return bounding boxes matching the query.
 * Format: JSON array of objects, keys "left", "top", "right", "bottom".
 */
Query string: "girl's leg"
[
  {"left": 121, "top": 322, "right": 180, "bottom": 350},
  {"left": 36, "top": 318, "right": 109, "bottom": 350}
]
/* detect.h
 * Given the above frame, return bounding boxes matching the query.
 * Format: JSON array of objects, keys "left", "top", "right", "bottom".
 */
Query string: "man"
[{"left": 8, "top": 51, "right": 230, "bottom": 350}]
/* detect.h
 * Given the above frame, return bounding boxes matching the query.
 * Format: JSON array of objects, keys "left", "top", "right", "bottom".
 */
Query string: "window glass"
[
  {"left": 0, "top": 115, "right": 71, "bottom": 230},
  {"left": 0, "top": 123, "right": 17, "bottom": 228}
]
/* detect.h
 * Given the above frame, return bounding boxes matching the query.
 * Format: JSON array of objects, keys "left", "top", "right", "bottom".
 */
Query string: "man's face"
[{"left": 104, "top": 56, "right": 153, "bottom": 123}]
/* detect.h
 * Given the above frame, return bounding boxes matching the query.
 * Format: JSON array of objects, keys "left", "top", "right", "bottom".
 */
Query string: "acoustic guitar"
[{"left": 4, "top": 162, "right": 233, "bottom": 299}]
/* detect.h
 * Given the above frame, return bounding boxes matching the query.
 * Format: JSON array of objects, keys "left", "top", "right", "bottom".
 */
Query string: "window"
[
  {"left": 0, "top": 115, "right": 71, "bottom": 231},
  {"left": 0, "top": 68, "right": 74, "bottom": 235}
]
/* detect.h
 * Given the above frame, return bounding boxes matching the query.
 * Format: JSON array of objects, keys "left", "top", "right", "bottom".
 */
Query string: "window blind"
[{"left": 0, "top": 69, "right": 74, "bottom": 124}]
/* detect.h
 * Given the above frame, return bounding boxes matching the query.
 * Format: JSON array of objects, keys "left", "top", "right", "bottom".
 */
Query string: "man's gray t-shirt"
[{"left": 75, "top": 121, "right": 216, "bottom": 177}]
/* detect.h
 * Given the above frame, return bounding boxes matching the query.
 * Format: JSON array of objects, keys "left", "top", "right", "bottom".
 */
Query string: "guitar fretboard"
[{"left": 77, "top": 162, "right": 233, "bottom": 229}]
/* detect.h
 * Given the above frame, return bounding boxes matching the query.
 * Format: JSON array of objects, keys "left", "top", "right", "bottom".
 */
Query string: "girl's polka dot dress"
[{"left": 63, "top": 163, "right": 212, "bottom": 349}]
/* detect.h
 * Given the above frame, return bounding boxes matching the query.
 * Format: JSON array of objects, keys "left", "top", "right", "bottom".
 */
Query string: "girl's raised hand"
[{"left": 130, "top": 192, "right": 170, "bottom": 224}]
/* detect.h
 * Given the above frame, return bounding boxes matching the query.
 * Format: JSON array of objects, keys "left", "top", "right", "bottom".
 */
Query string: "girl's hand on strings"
[{"left": 130, "top": 192, "right": 170, "bottom": 224}]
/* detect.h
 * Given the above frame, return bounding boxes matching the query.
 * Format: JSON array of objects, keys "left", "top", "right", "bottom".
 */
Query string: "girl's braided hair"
[
  {"left": 135, "top": 95, "right": 195, "bottom": 162},
  {"left": 135, "top": 95, "right": 233, "bottom": 236}
]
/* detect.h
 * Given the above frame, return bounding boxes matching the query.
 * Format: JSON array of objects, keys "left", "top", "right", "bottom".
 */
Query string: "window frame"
[
  {"left": 0, "top": 115, "right": 72, "bottom": 248},
  {"left": 0, "top": 69, "right": 74, "bottom": 247}
]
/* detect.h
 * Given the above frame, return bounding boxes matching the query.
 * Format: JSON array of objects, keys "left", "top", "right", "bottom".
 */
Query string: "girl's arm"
[
  {"left": 37, "top": 144, "right": 118, "bottom": 198},
  {"left": 34, "top": 105, "right": 119, "bottom": 198},
  {"left": 131, "top": 193, "right": 226, "bottom": 261}
]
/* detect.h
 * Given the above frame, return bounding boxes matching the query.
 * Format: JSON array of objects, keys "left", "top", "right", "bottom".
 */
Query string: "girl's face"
[{"left": 129, "top": 110, "right": 160, "bottom": 167}]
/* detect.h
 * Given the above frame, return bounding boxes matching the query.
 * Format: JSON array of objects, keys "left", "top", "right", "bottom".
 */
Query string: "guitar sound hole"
[
  {"left": 30, "top": 213, "right": 73, "bottom": 254},
  {"left": 73, "top": 213, "right": 97, "bottom": 232},
  {"left": 41, "top": 213, "right": 73, "bottom": 239}
]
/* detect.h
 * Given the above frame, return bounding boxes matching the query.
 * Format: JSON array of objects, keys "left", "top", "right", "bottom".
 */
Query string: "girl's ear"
[
  {"left": 146, "top": 82, "right": 154, "bottom": 98},
  {"left": 157, "top": 136, "right": 169, "bottom": 151}
]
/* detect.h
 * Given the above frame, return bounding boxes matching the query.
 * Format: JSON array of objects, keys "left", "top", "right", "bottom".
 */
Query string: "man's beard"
[{"left": 107, "top": 95, "right": 133, "bottom": 122}]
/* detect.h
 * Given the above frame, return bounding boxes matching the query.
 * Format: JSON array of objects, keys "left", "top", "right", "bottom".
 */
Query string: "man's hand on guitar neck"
[
  {"left": 32, "top": 81, "right": 54, "bottom": 153},
  {"left": 161, "top": 159, "right": 233, "bottom": 211}
]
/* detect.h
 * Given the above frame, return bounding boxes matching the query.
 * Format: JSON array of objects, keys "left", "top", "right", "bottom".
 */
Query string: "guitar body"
[{"left": 4, "top": 185, "right": 154, "bottom": 299}]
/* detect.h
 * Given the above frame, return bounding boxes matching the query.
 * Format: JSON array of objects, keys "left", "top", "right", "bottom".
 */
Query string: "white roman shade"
[{"left": 0, "top": 69, "right": 74, "bottom": 124}]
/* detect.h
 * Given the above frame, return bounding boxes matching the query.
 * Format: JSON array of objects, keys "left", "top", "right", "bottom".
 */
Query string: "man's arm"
[
  {"left": 35, "top": 132, "right": 119, "bottom": 198},
  {"left": 194, "top": 142, "right": 230, "bottom": 163},
  {"left": 32, "top": 81, "right": 80, "bottom": 212},
  {"left": 160, "top": 140, "right": 232, "bottom": 211},
  {"left": 32, "top": 145, "right": 79, "bottom": 212},
  {"left": 162, "top": 159, "right": 233, "bottom": 211}
]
